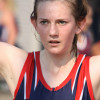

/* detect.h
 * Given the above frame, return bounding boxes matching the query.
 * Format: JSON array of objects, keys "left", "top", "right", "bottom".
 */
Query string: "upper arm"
[
  {"left": 90, "top": 55, "right": 100, "bottom": 99},
  {"left": 0, "top": 42, "right": 10, "bottom": 72},
  {"left": 0, "top": 42, "right": 28, "bottom": 95}
]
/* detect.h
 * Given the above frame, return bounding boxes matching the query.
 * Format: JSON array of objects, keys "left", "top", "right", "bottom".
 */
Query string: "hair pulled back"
[{"left": 31, "top": 0, "right": 88, "bottom": 56}]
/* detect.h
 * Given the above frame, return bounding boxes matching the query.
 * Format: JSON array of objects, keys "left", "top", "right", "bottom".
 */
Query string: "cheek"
[
  {"left": 60, "top": 27, "right": 77, "bottom": 49},
  {"left": 36, "top": 27, "right": 47, "bottom": 43},
  {"left": 61, "top": 26, "right": 76, "bottom": 40},
  {"left": 36, "top": 24, "right": 48, "bottom": 35},
  {"left": 63, "top": 34, "right": 75, "bottom": 44}
]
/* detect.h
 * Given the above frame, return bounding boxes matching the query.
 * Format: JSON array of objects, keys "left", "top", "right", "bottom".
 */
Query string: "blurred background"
[{"left": 0, "top": 0, "right": 100, "bottom": 99}]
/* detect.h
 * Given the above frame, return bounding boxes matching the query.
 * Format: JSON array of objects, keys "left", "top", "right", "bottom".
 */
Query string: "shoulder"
[
  {"left": 0, "top": 41, "right": 28, "bottom": 73},
  {"left": 89, "top": 55, "right": 100, "bottom": 99},
  {"left": 0, "top": 42, "right": 27, "bottom": 63},
  {"left": 90, "top": 55, "right": 100, "bottom": 66},
  {"left": 0, "top": 42, "right": 28, "bottom": 95},
  {"left": 89, "top": 55, "right": 100, "bottom": 78},
  {"left": 0, "top": 42, "right": 28, "bottom": 75}
]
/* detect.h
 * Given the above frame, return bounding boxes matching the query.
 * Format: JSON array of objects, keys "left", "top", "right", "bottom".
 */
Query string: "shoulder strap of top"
[
  {"left": 14, "top": 52, "right": 34, "bottom": 100},
  {"left": 75, "top": 55, "right": 95, "bottom": 100}
]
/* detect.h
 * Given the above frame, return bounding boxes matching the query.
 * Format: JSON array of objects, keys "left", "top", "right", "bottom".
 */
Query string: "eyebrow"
[
  {"left": 38, "top": 18, "right": 48, "bottom": 20},
  {"left": 38, "top": 18, "right": 70, "bottom": 21}
]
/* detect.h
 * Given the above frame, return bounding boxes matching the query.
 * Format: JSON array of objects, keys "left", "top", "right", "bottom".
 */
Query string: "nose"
[{"left": 49, "top": 23, "right": 59, "bottom": 38}]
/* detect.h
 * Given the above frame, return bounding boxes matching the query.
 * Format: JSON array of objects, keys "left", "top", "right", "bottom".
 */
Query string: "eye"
[
  {"left": 58, "top": 20, "right": 67, "bottom": 25},
  {"left": 40, "top": 20, "right": 48, "bottom": 25}
]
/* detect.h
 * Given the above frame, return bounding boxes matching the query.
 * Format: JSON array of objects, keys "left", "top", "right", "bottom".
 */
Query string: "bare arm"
[
  {"left": 90, "top": 56, "right": 100, "bottom": 99},
  {"left": 0, "top": 42, "right": 28, "bottom": 96}
]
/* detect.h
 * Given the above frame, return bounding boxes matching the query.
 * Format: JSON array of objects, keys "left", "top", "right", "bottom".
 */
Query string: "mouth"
[
  {"left": 49, "top": 40, "right": 60, "bottom": 43},
  {"left": 48, "top": 40, "right": 60, "bottom": 46}
]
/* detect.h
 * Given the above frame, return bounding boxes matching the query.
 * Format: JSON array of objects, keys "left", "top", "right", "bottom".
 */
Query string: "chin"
[{"left": 47, "top": 48, "right": 66, "bottom": 55}]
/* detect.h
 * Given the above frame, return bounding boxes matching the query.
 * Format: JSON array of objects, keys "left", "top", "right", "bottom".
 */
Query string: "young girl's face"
[{"left": 34, "top": 1, "right": 79, "bottom": 55}]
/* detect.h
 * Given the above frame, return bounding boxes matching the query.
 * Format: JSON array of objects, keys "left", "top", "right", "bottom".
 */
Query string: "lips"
[
  {"left": 48, "top": 40, "right": 60, "bottom": 46},
  {"left": 49, "top": 40, "right": 60, "bottom": 43}
]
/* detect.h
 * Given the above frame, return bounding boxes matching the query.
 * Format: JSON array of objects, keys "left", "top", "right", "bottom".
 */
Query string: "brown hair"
[{"left": 31, "top": 0, "right": 88, "bottom": 56}]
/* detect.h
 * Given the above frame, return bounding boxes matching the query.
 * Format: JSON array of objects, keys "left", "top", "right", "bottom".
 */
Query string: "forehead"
[{"left": 37, "top": 1, "right": 73, "bottom": 19}]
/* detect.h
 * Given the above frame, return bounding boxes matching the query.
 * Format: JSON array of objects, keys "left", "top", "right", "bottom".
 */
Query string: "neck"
[{"left": 40, "top": 49, "right": 75, "bottom": 73}]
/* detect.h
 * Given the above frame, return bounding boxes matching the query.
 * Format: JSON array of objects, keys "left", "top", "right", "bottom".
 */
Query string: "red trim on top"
[
  {"left": 36, "top": 52, "right": 52, "bottom": 91},
  {"left": 36, "top": 52, "right": 85, "bottom": 91},
  {"left": 26, "top": 53, "right": 34, "bottom": 99},
  {"left": 85, "top": 56, "right": 95, "bottom": 100},
  {"left": 75, "top": 59, "right": 86, "bottom": 100},
  {"left": 71, "top": 54, "right": 84, "bottom": 90},
  {"left": 13, "top": 52, "right": 33, "bottom": 99},
  {"left": 55, "top": 54, "right": 84, "bottom": 91}
]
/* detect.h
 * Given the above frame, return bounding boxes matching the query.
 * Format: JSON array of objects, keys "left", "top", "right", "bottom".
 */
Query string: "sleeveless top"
[{"left": 13, "top": 52, "right": 95, "bottom": 100}]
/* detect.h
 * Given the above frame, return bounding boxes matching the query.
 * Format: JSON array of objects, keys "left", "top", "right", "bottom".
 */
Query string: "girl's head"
[{"left": 31, "top": 0, "right": 88, "bottom": 56}]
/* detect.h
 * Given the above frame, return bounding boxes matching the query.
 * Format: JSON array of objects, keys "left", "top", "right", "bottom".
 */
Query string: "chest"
[
  {"left": 14, "top": 52, "right": 94, "bottom": 100},
  {"left": 41, "top": 65, "right": 73, "bottom": 88}
]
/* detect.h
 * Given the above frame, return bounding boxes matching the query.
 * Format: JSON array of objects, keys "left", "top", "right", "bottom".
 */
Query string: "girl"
[{"left": 0, "top": 0, "right": 100, "bottom": 100}]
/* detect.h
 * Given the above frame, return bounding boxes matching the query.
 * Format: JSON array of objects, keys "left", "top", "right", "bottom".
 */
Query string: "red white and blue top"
[{"left": 13, "top": 51, "right": 95, "bottom": 100}]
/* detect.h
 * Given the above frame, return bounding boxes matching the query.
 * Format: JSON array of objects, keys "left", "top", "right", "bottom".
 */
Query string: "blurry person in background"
[
  {"left": 0, "top": 0, "right": 17, "bottom": 45},
  {"left": 77, "top": 4, "right": 94, "bottom": 56}
]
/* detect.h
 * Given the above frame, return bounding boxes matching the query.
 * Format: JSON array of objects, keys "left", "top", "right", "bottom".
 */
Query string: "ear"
[
  {"left": 31, "top": 18, "right": 37, "bottom": 29},
  {"left": 76, "top": 19, "right": 86, "bottom": 34}
]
